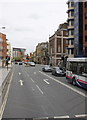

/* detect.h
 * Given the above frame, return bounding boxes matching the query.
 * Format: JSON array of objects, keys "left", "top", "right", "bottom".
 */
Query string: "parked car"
[
  {"left": 29, "top": 62, "right": 35, "bottom": 66},
  {"left": 42, "top": 65, "right": 52, "bottom": 72},
  {"left": 52, "top": 67, "right": 66, "bottom": 76},
  {"left": 19, "top": 62, "right": 23, "bottom": 65},
  {"left": 15, "top": 62, "right": 18, "bottom": 64}
]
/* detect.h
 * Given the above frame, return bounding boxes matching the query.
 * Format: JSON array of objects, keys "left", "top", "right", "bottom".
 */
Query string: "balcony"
[
  {"left": 67, "top": 7, "right": 74, "bottom": 13},
  {"left": 67, "top": 45, "right": 74, "bottom": 49},
  {"left": 67, "top": 35, "right": 74, "bottom": 40},
  {"left": 67, "top": 16, "right": 74, "bottom": 22},
  {"left": 68, "top": 26, "right": 74, "bottom": 30}
]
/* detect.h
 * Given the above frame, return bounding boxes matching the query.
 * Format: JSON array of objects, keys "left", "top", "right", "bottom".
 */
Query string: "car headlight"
[{"left": 56, "top": 71, "right": 60, "bottom": 73}]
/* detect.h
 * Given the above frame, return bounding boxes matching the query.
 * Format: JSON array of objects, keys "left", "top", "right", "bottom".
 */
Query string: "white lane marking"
[
  {"left": 0, "top": 71, "right": 14, "bottom": 119},
  {"left": 25, "top": 71, "right": 30, "bottom": 77},
  {"left": 18, "top": 72, "right": 21, "bottom": 75},
  {"left": 32, "top": 88, "right": 35, "bottom": 91},
  {"left": 75, "top": 114, "right": 87, "bottom": 118},
  {"left": 39, "top": 71, "right": 87, "bottom": 98},
  {"left": 30, "top": 78, "right": 35, "bottom": 83},
  {"left": 54, "top": 115, "right": 70, "bottom": 118},
  {"left": 36, "top": 85, "right": 43, "bottom": 94},
  {"left": 19, "top": 80, "right": 24, "bottom": 86},
  {"left": 43, "top": 79, "right": 50, "bottom": 85},
  {"left": 34, "top": 72, "right": 36, "bottom": 74}
]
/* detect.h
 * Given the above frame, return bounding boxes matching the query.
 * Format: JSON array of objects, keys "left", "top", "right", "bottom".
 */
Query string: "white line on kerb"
[
  {"left": 30, "top": 78, "right": 35, "bottom": 83},
  {"left": 54, "top": 115, "right": 69, "bottom": 118},
  {"left": 75, "top": 114, "right": 87, "bottom": 118},
  {"left": 39, "top": 71, "right": 87, "bottom": 98},
  {"left": 43, "top": 79, "right": 50, "bottom": 85},
  {"left": 36, "top": 85, "right": 43, "bottom": 94}
]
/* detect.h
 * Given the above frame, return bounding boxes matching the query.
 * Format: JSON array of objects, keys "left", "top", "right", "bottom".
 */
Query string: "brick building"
[
  {"left": 35, "top": 42, "right": 49, "bottom": 64},
  {"left": 0, "top": 33, "right": 7, "bottom": 59},
  {"left": 49, "top": 23, "right": 68, "bottom": 66}
]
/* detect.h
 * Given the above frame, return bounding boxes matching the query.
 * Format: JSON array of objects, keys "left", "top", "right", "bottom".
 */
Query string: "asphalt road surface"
[{"left": 2, "top": 64, "right": 87, "bottom": 119}]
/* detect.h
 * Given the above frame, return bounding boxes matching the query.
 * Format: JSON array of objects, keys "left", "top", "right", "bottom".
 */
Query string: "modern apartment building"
[
  {"left": 0, "top": 33, "right": 7, "bottom": 59},
  {"left": 49, "top": 23, "right": 68, "bottom": 66},
  {"left": 13, "top": 47, "right": 26, "bottom": 61},
  {"left": 67, "top": 0, "right": 87, "bottom": 57},
  {"left": 67, "top": 0, "right": 74, "bottom": 58}
]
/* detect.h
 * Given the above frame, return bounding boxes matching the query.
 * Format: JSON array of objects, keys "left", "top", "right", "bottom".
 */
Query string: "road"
[{"left": 2, "top": 64, "right": 87, "bottom": 119}]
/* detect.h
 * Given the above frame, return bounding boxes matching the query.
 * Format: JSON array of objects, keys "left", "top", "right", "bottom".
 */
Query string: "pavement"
[
  {"left": 2, "top": 64, "right": 87, "bottom": 119},
  {"left": 0, "top": 62, "right": 12, "bottom": 107}
]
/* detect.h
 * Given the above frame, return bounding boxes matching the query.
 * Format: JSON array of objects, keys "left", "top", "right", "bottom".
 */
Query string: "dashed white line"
[
  {"left": 30, "top": 78, "right": 35, "bottom": 83},
  {"left": 36, "top": 85, "right": 43, "bottom": 94},
  {"left": 39, "top": 71, "right": 87, "bottom": 98},
  {"left": 54, "top": 115, "right": 70, "bottom": 118},
  {"left": 18, "top": 72, "right": 21, "bottom": 75},
  {"left": 43, "top": 79, "right": 50, "bottom": 85},
  {"left": 34, "top": 72, "right": 36, "bottom": 74},
  {"left": 25, "top": 71, "right": 30, "bottom": 77},
  {"left": 75, "top": 114, "right": 87, "bottom": 118}
]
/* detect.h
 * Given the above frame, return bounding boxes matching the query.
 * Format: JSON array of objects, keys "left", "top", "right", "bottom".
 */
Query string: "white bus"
[{"left": 66, "top": 58, "right": 87, "bottom": 90}]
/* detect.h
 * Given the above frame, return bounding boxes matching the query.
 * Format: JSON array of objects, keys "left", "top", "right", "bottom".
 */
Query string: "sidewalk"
[{"left": 0, "top": 64, "right": 12, "bottom": 107}]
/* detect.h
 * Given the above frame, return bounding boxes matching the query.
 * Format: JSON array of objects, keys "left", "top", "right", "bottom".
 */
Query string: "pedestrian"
[{"left": 5, "top": 56, "right": 9, "bottom": 70}]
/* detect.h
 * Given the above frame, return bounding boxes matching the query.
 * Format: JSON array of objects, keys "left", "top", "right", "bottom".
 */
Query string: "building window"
[
  {"left": 71, "top": 49, "right": 73, "bottom": 55},
  {"left": 71, "top": 30, "right": 74, "bottom": 35},
  {"left": 85, "top": 24, "right": 87, "bottom": 30},
  {"left": 85, "top": 2, "right": 87, "bottom": 8},
  {"left": 71, "top": 2, "right": 74, "bottom": 7},
  {"left": 71, "top": 40, "right": 74, "bottom": 45},
  {"left": 71, "top": 21, "right": 74, "bottom": 26},
  {"left": 85, "top": 13, "right": 87, "bottom": 19},
  {"left": 85, "top": 35, "right": 87, "bottom": 41},
  {"left": 71, "top": 11, "right": 74, "bottom": 17},
  {"left": 85, "top": 47, "right": 87, "bottom": 56},
  {"left": 68, "top": 49, "right": 70, "bottom": 55}
]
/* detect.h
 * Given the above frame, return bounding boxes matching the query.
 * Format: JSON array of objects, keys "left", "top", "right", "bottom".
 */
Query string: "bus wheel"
[{"left": 72, "top": 79, "right": 76, "bottom": 86}]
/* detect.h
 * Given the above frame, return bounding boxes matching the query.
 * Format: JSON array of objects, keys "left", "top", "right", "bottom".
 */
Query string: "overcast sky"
[{"left": 0, "top": 0, "right": 67, "bottom": 54}]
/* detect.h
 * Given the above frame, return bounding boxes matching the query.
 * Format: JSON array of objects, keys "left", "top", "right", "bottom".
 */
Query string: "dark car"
[
  {"left": 52, "top": 67, "right": 66, "bottom": 76},
  {"left": 15, "top": 62, "right": 18, "bottom": 64},
  {"left": 19, "top": 62, "right": 23, "bottom": 65},
  {"left": 42, "top": 65, "right": 52, "bottom": 72}
]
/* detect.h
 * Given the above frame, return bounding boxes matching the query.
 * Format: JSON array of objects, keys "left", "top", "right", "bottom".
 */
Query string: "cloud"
[
  {"left": 15, "top": 27, "right": 33, "bottom": 32},
  {"left": 28, "top": 13, "right": 41, "bottom": 20}
]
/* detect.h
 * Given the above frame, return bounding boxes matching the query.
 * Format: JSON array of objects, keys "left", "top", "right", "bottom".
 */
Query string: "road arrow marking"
[
  {"left": 19, "top": 72, "right": 21, "bottom": 75},
  {"left": 43, "top": 79, "right": 50, "bottom": 84},
  {"left": 19, "top": 80, "right": 24, "bottom": 86}
]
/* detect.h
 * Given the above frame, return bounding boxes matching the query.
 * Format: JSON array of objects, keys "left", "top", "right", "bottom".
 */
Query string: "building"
[
  {"left": 67, "top": 0, "right": 87, "bottom": 57},
  {"left": 67, "top": 0, "right": 74, "bottom": 58},
  {"left": 0, "top": 33, "right": 7, "bottom": 59},
  {"left": 49, "top": 23, "right": 68, "bottom": 66},
  {"left": 13, "top": 47, "right": 26, "bottom": 61},
  {"left": 6, "top": 40, "right": 11, "bottom": 58},
  {"left": 36, "top": 42, "right": 49, "bottom": 64}
]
